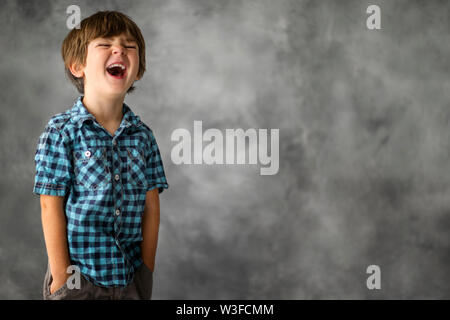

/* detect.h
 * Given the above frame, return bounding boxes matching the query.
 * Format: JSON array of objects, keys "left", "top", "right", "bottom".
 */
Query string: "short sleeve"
[
  {"left": 145, "top": 131, "right": 169, "bottom": 194},
  {"left": 33, "top": 125, "right": 73, "bottom": 196}
]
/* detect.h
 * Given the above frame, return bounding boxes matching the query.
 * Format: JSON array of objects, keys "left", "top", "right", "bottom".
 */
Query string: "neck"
[{"left": 82, "top": 90, "right": 125, "bottom": 124}]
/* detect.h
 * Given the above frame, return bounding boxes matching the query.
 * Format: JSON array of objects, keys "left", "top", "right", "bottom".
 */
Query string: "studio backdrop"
[{"left": 0, "top": 0, "right": 449, "bottom": 299}]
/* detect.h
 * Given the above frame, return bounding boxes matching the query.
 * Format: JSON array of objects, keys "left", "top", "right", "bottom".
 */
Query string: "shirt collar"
[{"left": 70, "top": 96, "right": 142, "bottom": 128}]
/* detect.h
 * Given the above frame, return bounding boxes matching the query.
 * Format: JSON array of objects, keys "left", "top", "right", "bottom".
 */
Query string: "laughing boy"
[{"left": 33, "top": 11, "right": 168, "bottom": 300}]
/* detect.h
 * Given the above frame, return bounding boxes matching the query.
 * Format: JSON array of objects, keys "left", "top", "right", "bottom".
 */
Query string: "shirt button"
[
  {"left": 113, "top": 140, "right": 117, "bottom": 146},
  {"left": 84, "top": 150, "right": 91, "bottom": 158},
  {"left": 114, "top": 174, "right": 120, "bottom": 181},
  {"left": 115, "top": 209, "right": 120, "bottom": 216}
]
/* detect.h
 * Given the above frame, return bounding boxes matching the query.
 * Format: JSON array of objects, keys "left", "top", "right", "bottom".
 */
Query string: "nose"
[{"left": 112, "top": 45, "right": 125, "bottom": 55}]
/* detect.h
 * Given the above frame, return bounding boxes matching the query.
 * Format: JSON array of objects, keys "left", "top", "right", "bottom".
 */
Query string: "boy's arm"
[
  {"left": 40, "top": 195, "right": 71, "bottom": 294},
  {"left": 141, "top": 188, "right": 160, "bottom": 272}
]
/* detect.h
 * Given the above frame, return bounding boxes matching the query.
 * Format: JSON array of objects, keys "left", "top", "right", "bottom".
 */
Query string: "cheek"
[
  {"left": 133, "top": 56, "right": 140, "bottom": 74},
  {"left": 130, "top": 51, "right": 139, "bottom": 64}
]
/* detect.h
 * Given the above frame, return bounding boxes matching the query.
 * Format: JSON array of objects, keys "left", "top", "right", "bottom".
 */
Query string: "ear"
[{"left": 69, "top": 62, "right": 84, "bottom": 78}]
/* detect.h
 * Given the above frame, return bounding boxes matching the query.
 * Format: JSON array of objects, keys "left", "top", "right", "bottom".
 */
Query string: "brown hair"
[{"left": 61, "top": 11, "right": 146, "bottom": 94}]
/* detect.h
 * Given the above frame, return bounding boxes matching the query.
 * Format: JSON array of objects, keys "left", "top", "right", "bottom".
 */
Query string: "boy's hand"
[
  {"left": 143, "top": 261, "right": 154, "bottom": 273},
  {"left": 50, "top": 271, "right": 70, "bottom": 294}
]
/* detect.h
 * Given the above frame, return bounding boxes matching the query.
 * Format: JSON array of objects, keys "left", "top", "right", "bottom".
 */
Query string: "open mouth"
[{"left": 106, "top": 63, "right": 126, "bottom": 78}]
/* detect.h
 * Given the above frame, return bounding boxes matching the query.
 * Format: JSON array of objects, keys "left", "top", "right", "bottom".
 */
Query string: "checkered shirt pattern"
[{"left": 33, "top": 96, "right": 169, "bottom": 287}]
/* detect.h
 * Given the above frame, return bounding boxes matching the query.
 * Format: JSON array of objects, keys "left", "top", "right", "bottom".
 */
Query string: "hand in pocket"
[{"left": 50, "top": 273, "right": 69, "bottom": 294}]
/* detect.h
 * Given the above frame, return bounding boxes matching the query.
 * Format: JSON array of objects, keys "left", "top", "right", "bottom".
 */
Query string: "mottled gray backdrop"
[{"left": 0, "top": 0, "right": 449, "bottom": 299}]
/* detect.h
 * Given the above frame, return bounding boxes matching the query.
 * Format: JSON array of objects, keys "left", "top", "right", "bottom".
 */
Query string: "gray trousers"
[{"left": 43, "top": 262, "right": 153, "bottom": 300}]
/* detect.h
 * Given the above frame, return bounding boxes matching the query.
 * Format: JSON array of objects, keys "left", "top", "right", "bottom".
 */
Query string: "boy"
[{"left": 33, "top": 11, "right": 168, "bottom": 300}]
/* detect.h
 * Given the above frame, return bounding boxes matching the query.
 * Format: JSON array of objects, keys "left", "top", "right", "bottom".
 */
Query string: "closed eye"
[{"left": 97, "top": 44, "right": 135, "bottom": 49}]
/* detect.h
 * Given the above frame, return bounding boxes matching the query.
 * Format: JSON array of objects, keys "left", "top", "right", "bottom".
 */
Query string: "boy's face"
[{"left": 71, "top": 33, "right": 141, "bottom": 97}]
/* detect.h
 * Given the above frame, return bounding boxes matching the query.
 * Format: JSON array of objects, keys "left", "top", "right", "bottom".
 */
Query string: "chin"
[{"left": 102, "top": 88, "right": 129, "bottom": 97}]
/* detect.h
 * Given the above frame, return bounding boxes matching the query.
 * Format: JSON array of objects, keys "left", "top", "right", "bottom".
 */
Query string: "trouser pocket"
[
  {"left": 42, "top": 262, "right": 92, "bottom": 300},
  {"left": 133, "top": 263, "right": 153, "bottom": 300},
  {"left": 43, "top": 262, "right": 68, "bottom": 300}
]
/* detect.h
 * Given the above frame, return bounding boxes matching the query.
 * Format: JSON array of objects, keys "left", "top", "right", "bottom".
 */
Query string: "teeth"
[{"left": 107, "top": 63, "right": 125, "bottom": 70}]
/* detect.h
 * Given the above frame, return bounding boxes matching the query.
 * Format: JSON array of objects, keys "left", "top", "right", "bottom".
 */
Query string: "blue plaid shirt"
[{"left": 33, "top": 97, "right": 169, "bottom": 287}]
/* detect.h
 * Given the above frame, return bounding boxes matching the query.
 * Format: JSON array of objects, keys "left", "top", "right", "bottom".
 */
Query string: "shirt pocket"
[
  {"left": 73, "top": 147, "right": 110, "bottom": 190},
  {"left": 127, "top": 147, "right": 147, "bottom": 189}
]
